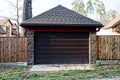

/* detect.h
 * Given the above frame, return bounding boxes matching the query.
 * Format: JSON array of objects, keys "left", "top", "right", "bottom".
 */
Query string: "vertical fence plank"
[
  {"left": 0, "top": 38, "right": 1, "bottom": 62},
  {"left": 1, "top": 38, "right": 3, "bottom": 62},
  {"left": 24, "top": 38, "right": 27, "bottom": 61},
  {"left": 3, "top": 38, "right": 5, "bottom": 62}
]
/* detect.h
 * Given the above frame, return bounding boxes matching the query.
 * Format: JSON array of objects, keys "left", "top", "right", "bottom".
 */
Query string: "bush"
[
  {"left": 94, "top": 61, "right": 102, "bottom": 67},
  {"left": 62, "top": 72, "right": 69, "bottom": 76},
  {"left": 30, "top": 73, "right": 39, "bottom": 79},
  {"left": 99, "top": 71, "right": 110, "bottom": 77}
]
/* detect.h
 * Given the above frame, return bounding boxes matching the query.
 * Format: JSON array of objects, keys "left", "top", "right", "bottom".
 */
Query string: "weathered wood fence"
[
  {"left": 1, "top": 36, "right": 120, "bottom": 62},
  {"left": 0, "top": 37, "right": 27, "bottom": 62},
  {"left": 97, "top": 36, "right": 120, "bottom": 60}
]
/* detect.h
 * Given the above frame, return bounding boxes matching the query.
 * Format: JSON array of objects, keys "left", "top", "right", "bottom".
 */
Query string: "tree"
[
  {"left": 22, "top": 0, "right": 32, "bottom": 36},
  {"left": 106, "top": 9, "right": 117, "bottom": 20},
  {"left": 5, "top": 0, "right": 23, "bottom": 36},
  {"left": 86, "top": 0, "right": 94, "bottom": 17},
  {"left": 72, "top": 0, "right": 86, "bottom": 15},
  {"left": 22, "top": 0, "right": 32, "bottom": 21},
  {"left": 94, "top": 0, "right": 106, "bottom": 21}
]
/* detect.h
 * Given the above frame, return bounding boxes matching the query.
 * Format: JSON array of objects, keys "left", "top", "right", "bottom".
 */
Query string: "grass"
[{"left": 0, "top": 65, "right": 120, "bottom": 80}]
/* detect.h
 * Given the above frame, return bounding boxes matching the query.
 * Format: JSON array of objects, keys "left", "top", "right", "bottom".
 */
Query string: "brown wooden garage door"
[{"left": 34, "top": 32, "right": 89, "bottom": 64}]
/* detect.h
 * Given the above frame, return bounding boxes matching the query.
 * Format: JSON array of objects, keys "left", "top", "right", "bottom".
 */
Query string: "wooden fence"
[
  {"left": 97, "top": 36, "right": 120, "bottom": 60},
  {"left": 0, "top": 37, "right": 27, "bottom": 62}
]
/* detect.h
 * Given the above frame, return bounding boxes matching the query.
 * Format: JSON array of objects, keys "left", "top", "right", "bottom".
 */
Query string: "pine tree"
[
  {"left": 94, "top": 0, "right": 106, "bottom": 21},
  {"left": 72, "top": 0, "right": 86, "bottom": 15},
  {"left": 86, "top": 0, "right": 94, "bottom": 17}
]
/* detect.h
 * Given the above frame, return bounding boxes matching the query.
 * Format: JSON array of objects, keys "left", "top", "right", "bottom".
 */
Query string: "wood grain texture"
[
  {"left": 97, "top": 36, "right": 120, "bottom": 60},
  {"left": 0, "top": 37, "right": 27, "bottom": 62}
]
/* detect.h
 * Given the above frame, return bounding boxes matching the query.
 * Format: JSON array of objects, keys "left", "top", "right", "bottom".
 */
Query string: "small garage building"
[{"left": 21, "top": 5, "right": 103, "bottom": 65}]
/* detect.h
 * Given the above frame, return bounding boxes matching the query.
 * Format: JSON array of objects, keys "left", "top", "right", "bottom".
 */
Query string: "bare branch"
[
  {"left": 5, "top": 0, "right": 16, "bottom": 8},
  {"left": 0, "top": 16, "right": 16, "bottom": 21},
  {"left": 4, "top": 0, "right": 24, "bottom": 37}
]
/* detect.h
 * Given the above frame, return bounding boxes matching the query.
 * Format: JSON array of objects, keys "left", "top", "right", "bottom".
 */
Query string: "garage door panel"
[
  {"left": 35, "top": 47, "right": 88, "bottom": 51},
  {"left": 36, "top": 43, "right": 88, "bottom": 47},
  {"left": 35, "top": 59, "right": 89, "bottom": 64},
  {"left": 35, "top": 33, "right": 89, "bottom": 39},
  {"left": 34, "top": 51, "right": 88, "bottom": 55},
  {"left": 34, "top": 32, "right": 89, "bottom": 64},
  {"left": 35, "top": 55, "right": 89, "bottom": 59},
  {"left": 50, "top": 33, "right": 89, "bottom": 39},
  {"left": 36, "top": 39, "right": 88, "bottom": 43}
]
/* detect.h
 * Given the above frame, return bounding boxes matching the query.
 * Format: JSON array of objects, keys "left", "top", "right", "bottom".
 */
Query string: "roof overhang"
[{"left": 20, "top": 23, "right": 103, "bottom": 28}]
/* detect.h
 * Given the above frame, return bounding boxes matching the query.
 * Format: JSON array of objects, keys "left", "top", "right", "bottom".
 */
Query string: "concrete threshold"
[{"left": 30, "top": 64, "right": 94, "bottom": 71}]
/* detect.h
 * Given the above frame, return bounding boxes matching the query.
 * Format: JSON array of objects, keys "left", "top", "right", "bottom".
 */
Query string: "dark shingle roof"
[
  {"left": 0, "top": 26, "right": 6, "bottom": 34},
  {"left": 21, "top": 5, "right": 103, "bottom": 28}
]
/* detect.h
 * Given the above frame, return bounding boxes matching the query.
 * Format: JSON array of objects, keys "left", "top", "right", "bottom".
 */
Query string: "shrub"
[
  {"left": 30, "top": 73, "right": 39, "bottom": 79},
  {"left": 94, "top": 61, "right": 102, "bottom": 67},
  {"left": 99, "top": 71, "right": 110, "bottom": 78}
]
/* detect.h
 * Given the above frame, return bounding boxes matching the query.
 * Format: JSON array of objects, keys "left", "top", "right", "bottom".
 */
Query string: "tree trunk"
[{"left": 22, "top": 0, "right": 32, "bottom": 36}]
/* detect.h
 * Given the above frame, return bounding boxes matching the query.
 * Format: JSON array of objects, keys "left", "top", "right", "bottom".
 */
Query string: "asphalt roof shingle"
[
  {"left": 0, "top": 26, "right": 6, "bottom": 34},
  {"left": 21, "top": 5, "right": 103, "bottom": 28}
]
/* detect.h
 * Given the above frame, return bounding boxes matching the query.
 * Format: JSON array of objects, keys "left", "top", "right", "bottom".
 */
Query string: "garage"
[
  {"left": 20, "top": 5, "right": 103, "bottom": 65},
  {"left": 34, "top": 32, "right": 89, "bottom": 64}
]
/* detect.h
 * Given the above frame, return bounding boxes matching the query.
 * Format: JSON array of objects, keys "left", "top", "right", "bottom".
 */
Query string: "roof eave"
[{"left": 20, "top": 23, "right": 103, "bottom": 28}]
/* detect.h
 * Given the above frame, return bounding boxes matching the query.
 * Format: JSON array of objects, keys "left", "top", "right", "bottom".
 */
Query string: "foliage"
[
  {"left": 30, "top": 73, "right": 39, "bottom": 79},
  {"left": 71, "top": 0, "right": 117, "bottom": 21},
  {"left": 94, "top": 0, "right": 106, "bottom": 21},
  {"left": 72, "top": 0, "right": 86, "bottom": 15},
  {"left": 99, "top": 71, "right": 110, "bottom": 77},
  {"left": 0, "top": 65, "right": 29, "bottom": 80},
  {"left": 94, "top": 61, "right": 102, "bottom": 67},
  {"left": 1, "top": 65, "right": 120, "bottom": 80},
  {"left": 86, "top": 0, "right": 94, "bottom": 17},
  {"left": 106, "top": 9, "right": 117, "bottom": 20}
]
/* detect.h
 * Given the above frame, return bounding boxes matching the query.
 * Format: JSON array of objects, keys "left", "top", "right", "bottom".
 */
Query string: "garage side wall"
[
  {"left": 27, "top": 31, "right": 34, "bottom": 65},
  {"left": 89, "top": 32, "right": 97, "bottom": 64}
]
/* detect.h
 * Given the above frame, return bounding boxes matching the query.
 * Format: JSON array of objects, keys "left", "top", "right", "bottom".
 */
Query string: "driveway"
[{"left": 30, "top": 64, "right": 93, "bottom": 71}]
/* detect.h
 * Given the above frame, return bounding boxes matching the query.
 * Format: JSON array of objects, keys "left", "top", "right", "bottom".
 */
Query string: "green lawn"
[{"left": 0, "top": 65, "right": 120, "bottom": 80}]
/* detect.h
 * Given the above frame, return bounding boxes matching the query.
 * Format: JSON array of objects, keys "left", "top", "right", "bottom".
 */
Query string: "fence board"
[
  {"left": 97, "top": 36, "right": 120, "bottom": 60},
  {"left": 0, "top": 37, "right": 27, "bottom": 62}
]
